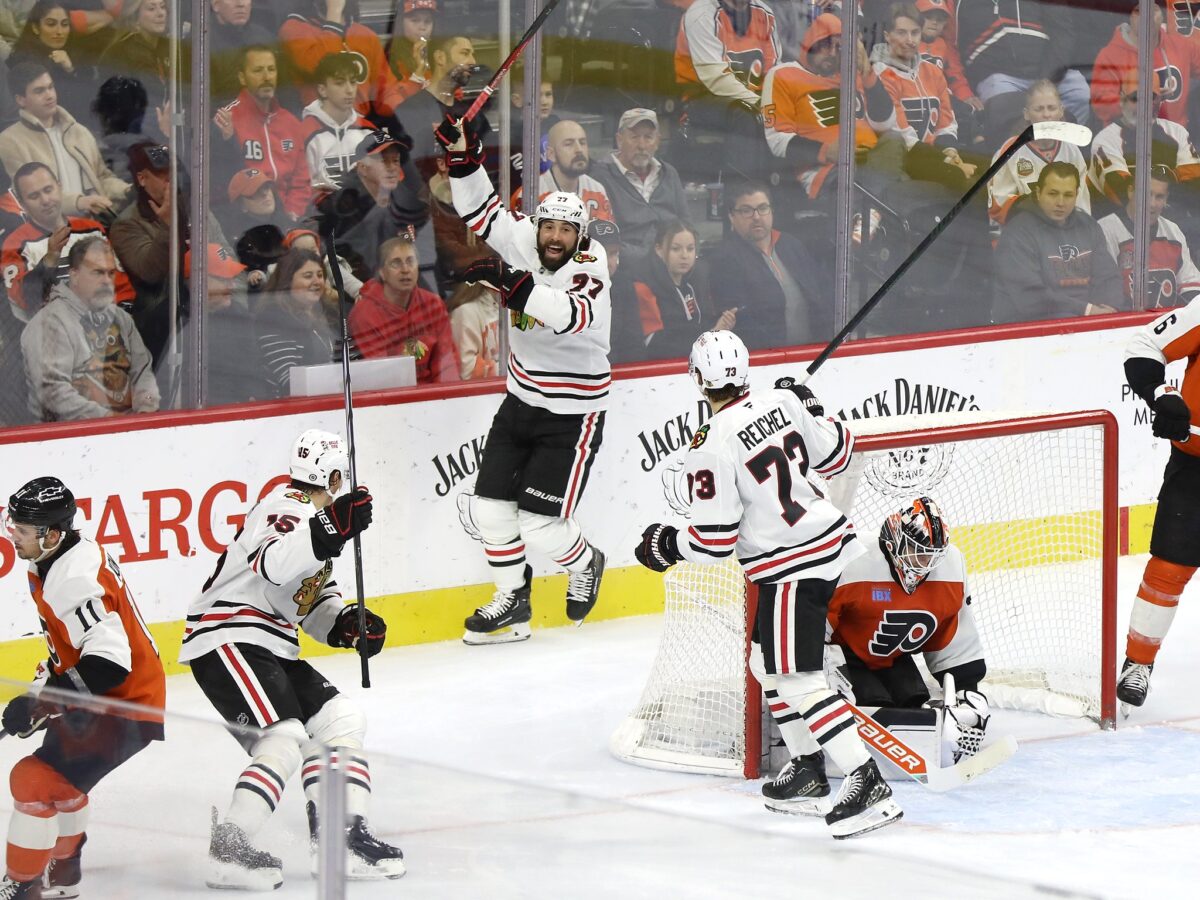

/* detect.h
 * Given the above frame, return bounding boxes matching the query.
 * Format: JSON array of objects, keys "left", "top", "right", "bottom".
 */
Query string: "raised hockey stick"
[
  {"left": 461, "top": 0, "right": 562, "bottom": 123},
  {"left": 320, "top": 221, "right": 371, "bottom": 690},
  {"left": 799, "top": 120, "right": 1094, "bottom": 386},
  {"left": 849, "top": 700, "right": 1017, "bottom": 792}
]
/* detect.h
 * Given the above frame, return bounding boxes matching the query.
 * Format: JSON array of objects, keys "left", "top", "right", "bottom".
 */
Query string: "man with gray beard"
[{"left": 20, "top": 236, "right": 158, "bottom": 421}]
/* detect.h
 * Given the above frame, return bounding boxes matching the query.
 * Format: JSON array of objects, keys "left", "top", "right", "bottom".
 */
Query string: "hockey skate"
[
  {"left": 206, "top": 808, "right": 283, "bottom": 891},
  {"left": 566, "top": 547, "right": 605, "bottom": 624},
  {"left": 42, "top": 834, "right": 84, "bottom": 899},
  {"left": 307, "top": 802, "right": 406, "bottom": 880},
  {"left": 463, "top": 565, "right": 533, "bottom": 645},
  {"left": 1117, "top": 658, "right": 1154, "bottom": 715},
  {"left": 0, "top": 878, "right": 42, "bottom": 899},
  {"left": 825, "top": 759, "right": 903, "bottom": 839},
  {"left": 762, "top": 752, "right": 831, "bottom": 817}
]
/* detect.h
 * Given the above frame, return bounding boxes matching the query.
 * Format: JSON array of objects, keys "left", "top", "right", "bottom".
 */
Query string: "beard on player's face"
[{"left": 536, "top": 223, "right": 579, "bottom": 271}]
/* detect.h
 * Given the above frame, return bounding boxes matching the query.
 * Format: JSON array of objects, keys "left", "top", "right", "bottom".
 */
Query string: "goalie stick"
[
  {"left": 849, "top": 699, "right": 1017, "bottom": 792},
  {"left": 799, "top": 120, "right": 1094, "bottom": 386},
  {"left": 320, "top": 219, "right": 371, "bottom": 690}
]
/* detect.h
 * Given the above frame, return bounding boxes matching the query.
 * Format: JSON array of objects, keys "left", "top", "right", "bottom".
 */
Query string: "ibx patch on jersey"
[
  {"left": 285, "top": 491, "right": 313, "bottom": 504},
  {"left": 573, "top": 252, "right": 597, "bottom": 264},
  {"left": 690, "top": 424, "right": 710, "bottom": 450}
]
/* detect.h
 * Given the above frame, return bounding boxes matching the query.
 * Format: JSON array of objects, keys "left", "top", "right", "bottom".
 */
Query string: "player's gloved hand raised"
[
  {"left": 310, "top": 487, "right": 373, "bottom": 560},
  {"left": 463, "top": 257, "right": 535, "bottom": 313},
  {"left": 434, "top": 115, "right": 484, "bottom": 175},
  {"left": 775, "top": 376, "right": 823, "bottom": 417},
  {"left": 1152, "top": 386, "right": 1192, "bottom": 442},
  {"left": 331, "top": 605, "right": 387, "bottom": 657},
  {"left": 635, "top": 524, "right": 683, "bottom": 573}
]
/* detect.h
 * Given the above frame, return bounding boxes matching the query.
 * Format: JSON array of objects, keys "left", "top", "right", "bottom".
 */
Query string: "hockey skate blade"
[
  {"left": 462, "top": 622, "right": 532, "bottom": 645},
  {"left": 41, "top": 886, "right": 80, "bottom": 899},
  {"left": 348, "top": 858, "right": 407, "bottom": 881},
  {"left": 764, "top": 795, "right": 832, "bottom": 817},
  {"left": 205, "top": 860, "right": 283, "bottom": 891},
  {"left": 829, "top": 801, "right": 903, "bottom": 840}
]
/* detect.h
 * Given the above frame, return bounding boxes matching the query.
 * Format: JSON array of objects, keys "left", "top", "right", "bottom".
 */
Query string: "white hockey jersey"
[
  {"left": 451, "top": 165, "right": 612, "bottom": 415},
  {"left": 988, "top": 137, "right": 1090, "bottom": 233},
  {"left": 301, "top": 101, "right": 376, "bottom": 190},
  {"left": 679, "top": 387, "right": 863, "bottom": 583},
  {"left": 1099, "top": 211, "right": 1200, "bottom": 306},
  {"left": 179, "top": 484, "right": 345, "bottom": 663},
  {"left": 827, "top": 543, "right": 984, "bottom": 676},
  {"left": 1089, "top": 118, "right": 1200, "bottom": 201}
]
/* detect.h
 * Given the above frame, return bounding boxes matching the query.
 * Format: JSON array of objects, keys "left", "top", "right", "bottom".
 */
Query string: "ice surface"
[{"left": 1, "top": 554, "right": 1194, "bottom": 898}]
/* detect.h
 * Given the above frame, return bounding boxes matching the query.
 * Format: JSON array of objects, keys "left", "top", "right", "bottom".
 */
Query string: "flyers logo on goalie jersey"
[{"left": 868, "top": 609, "right": 939, "bottom": 656}]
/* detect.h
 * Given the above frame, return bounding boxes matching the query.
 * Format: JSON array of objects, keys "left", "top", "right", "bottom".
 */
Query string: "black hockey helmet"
[{"left": 6, "top": 476, "right": 77, "bottom": 532}]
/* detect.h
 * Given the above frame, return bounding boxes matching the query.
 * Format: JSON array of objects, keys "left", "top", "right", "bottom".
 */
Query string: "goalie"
[{"left": 822, "top": 497, "right": 990, "bottom": 772}]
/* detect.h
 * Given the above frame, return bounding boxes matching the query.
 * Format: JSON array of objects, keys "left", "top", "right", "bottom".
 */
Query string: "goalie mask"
[
  {"left": 290, "top": 429, "right": 349, "bottom": 496},
  {"left": 688, "top": 330, "right": 749, "bottom": 396},
  {"left": 879, "top": 496, "right": 950, "bottom": 594}
]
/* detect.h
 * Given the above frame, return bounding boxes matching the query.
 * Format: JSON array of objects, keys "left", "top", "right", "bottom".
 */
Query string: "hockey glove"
[
  {"left": 310, "top": 487, "right": 374, "bottom": 560},
  {"left": 774, "top": 376, "right": 823, "bottom": 417},
  {"left": 330, "top": 605, "right": 387, "bottom": 657},
  {"left": 463, "top": 258, "right": 535, "bottom": 313},
  {"left": 434, "top": 116, "right": 485, "bottom": 176},
  {"left": 1152, "top": 386, "right": 1192, "bottom": 442},
  {"left": 635, "top": 524, "right": 683, "bottom": 573},
  {"left": 1, "top": 694, "right": 50, "bottom": 738}
]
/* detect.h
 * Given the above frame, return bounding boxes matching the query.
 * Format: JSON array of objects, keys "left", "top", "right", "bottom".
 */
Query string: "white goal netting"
[{"left": 612, "top": 412, "right": 1116, "bottom": 777}]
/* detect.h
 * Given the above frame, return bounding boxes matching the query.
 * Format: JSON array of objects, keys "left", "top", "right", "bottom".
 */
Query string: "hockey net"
[{"left": 611, "top": 411, "right": 1118, "bottom": 778}]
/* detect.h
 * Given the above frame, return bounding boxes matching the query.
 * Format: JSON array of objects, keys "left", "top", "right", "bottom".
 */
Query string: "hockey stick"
[
  {"left": 320, "top": 221, "right": 371, "bottom": 690},
  {"left": 461, "top": 0, "right": 562, "bottom": 123},
  {"left": 849, "top": 700, "right": 1017, "bottom": 792},
  {"left": 800, "top": 120, "right": 1094, "bottom": 386}
]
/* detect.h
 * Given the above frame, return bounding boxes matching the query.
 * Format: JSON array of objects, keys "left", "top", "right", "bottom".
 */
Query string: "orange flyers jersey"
[
  {"left": 920, "top": 34, "right": 974, "bottom": 102},
  {"left": 874, "top": 57, "right": 957, "bottom": 146},
  {"left": 675, "top": 0, "right": 780, "bottom": 102},
  {"left": 1127, "top": 296, "right": 1200, "bottom": 457},
  {"left": 28, "top": 536, "right": 165, "bottom": 718},
  {"left": 827, "top": 543, "right": 983, "bottom": 673}
]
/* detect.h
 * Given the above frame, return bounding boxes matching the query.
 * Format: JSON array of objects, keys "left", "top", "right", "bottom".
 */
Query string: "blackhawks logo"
[
  {"left": 690, "top": 424, "right": 710, "bottom": 450},
  {"left": 293, "top": 560, "right": 333, "bottom": 616},
  {"left": 285, "top": 491, "right": 312, "bottom": 503},
  {"left": 573, "top": 252, "right": 597, "bottom": 264},
  {"left": 511, "top": 310, "right": 544, "bottom": 331}
]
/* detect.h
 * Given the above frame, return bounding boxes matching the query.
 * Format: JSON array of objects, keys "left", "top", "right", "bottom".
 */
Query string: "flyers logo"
[
  {"left": 807, "top": 89, "right": 841, "bottom": 127},
  {"left": 1146, "top": 268, "right": 1179, "bottom": 307},
  {"left": 1173, "top": 1, "right": 1199, "bottom": 37},
  {"left": 1158, "top": 65, "right": 1184, "bottom": 103},
  {"left": 901, "top": 96, "right": 941, "bottom": 142},
  {"left": 868, "top": 609, "right": 938, "bottom": 657},
  {"left": 920, "top": 51, "right": 947, "bottom": 71},
  {"left": 726, "top": 48, "right": 768, "bottom": 92},
  {"left": 1058, "top": 244, "right": 1080, "bottom": 262}
]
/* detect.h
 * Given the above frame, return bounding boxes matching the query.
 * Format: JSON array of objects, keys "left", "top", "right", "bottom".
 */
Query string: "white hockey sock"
[
  {"left": 227, "top": 722, "right": 305, "bottom": 837},
  {"left": 302, "top": 750, "right": 372, "bottom": 822},
  {"left": 791, "top": 685, "right": 869, "bottom": 774},
  {"left": 519, "top": 511, "right": 592, "bottom": 573},
  {"left": 473, "top": 498, "right": 527, "bottom": 590},
  {"left": 763, "top": 686, "right": 821, "bottom": 757}
]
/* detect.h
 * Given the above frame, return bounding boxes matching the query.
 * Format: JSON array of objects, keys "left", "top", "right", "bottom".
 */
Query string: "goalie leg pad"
[
  {"left": 519, "top": 511, "right": 593, "bottom": 573},
  {"left": 473, "top": 497, "right": 527, "bottom": 591},
  {"left": 1126, "top": 556, "right": 1195, "bottom": 664},
  {"left": 226, "top": 719, "right": 306, "bottom": 837}
]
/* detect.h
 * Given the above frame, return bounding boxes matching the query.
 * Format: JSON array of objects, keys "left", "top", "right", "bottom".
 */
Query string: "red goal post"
[{"left": 612, "top": 411, "right": 1119, "bottom": 780}]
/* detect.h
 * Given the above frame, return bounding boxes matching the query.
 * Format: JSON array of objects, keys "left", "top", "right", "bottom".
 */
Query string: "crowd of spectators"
[{"left": 0, "top": 0, "right": 1193, "bottom": 427}]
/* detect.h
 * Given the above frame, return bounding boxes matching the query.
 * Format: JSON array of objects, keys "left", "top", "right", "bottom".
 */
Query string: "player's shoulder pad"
[{"left": 689, "top": 423, "right": 710, "bottom": 450}]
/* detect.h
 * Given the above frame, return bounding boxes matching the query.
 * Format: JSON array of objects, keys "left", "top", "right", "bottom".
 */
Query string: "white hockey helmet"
[
  {"left": 290, "top": 429, "right": 349, "bottom": 495},
  {"left": 534, "top": 190, "right": 589, "bottom": 237},
  {"left": 689, "top": 330, "right": 750, "bottom": 395},
  {"left": 879, "top": 496, "right": 950, "bottom": 594}
]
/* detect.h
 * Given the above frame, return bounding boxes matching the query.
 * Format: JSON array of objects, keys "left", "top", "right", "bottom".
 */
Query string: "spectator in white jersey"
[
  {"left": 434, "top": 113, "right": 611, "bottom": 645},
  {"left": 633, "top": 331, "right": 902, "bottom": 839}
]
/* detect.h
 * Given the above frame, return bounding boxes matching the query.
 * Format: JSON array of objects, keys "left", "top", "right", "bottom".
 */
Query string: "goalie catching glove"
[
  {"left": 635, "top": 524, "right": 683, "bottom": 572},
  {"left": 433, "top": 116, "right": 485, "bottom": 176},
  {"left": 310, "top": 487, "right": 373, "bottom": 560},
  {"left": 463, "top": 258, "right": 535, "bottom": 312},
  {"left": 941, "top": 689, "right": 990, "bottom": 762},
  {"left": 330, "top": 606, "right": 387, "bottom": 658},
  {"left": 1151, "top": 385, "right": 1191, "bottom": 442}
]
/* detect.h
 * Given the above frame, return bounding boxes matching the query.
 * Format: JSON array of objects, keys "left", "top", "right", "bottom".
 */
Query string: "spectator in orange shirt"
[
  {"left": 386, "top": 0, "right": 435, "bottom": 86},
  {"left": 349, "top": 235, "right": 458, "bottom": 384},
  {"left": 1092, "top": 0, "right": 1200, "bottom": 129},
  {"left": 917, "top": 0, "right": 985, "bottom": 144},
  {"left": 212, "top": 46, "right": 313, "bottom": 220}
]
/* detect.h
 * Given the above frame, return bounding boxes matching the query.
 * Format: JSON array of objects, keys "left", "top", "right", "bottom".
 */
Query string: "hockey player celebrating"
[
  {"left": 179, "top": 430, "right": 403, "bottom": 889},
  {"left": 824, "top": 496, "right": 990, "bottom": 769},
  {"left": 1120, "top": 302, "right": 1200, "bottom": 710},
  {"left": 1, "top": 477, "right": 165, "bottom": 900},
  {"left": 633, "top": 331, "right": 902, "bottom": 839},
  {"left": 434, "top": 115, "right": 610, "bottom": 644}
]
